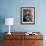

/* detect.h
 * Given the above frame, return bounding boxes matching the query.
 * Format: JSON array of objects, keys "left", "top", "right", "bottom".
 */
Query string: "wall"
[
  {"left": 0, "top": 0, "right": 46, "bottom": 32},
  {"left": 0, "top": 0, "right": 46, "bottom": 46}
]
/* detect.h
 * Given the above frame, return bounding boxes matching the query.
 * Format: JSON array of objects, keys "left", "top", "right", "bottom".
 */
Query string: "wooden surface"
[
  {"left": 4, "top": 32, "right": 43, "bottom": 46},
  {"left": 24, "top": 40, "right": 43, "bottom": 46}
]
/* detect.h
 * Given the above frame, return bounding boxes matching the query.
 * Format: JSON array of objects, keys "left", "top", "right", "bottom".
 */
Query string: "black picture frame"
[{"left": 21, "top": 7, "right": 35, "bottom": 24}]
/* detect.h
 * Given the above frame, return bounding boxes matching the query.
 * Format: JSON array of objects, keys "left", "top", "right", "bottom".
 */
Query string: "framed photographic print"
[{"left": 21, "top": 7, "right": 35, "bottom": 24}]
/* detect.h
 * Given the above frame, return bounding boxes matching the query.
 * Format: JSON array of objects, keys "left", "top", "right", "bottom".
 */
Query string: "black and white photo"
[{"left": 21, "top": 7, "right": 35, "bottom": 24}]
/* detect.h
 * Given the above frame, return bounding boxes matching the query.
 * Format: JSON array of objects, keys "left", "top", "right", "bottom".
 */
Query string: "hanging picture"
[{"left": 21, "top": 7, "right": 35, "bottom": 24}]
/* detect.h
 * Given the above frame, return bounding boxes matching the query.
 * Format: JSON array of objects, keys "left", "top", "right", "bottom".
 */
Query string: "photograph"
[{"left": 21, "top": 7, "right": 35, "bottom": 24}]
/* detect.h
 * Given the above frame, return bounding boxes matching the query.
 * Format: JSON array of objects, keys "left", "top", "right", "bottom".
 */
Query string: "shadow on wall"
[{"left": 0, "top": 16, "right": 5, "bottom": 46}]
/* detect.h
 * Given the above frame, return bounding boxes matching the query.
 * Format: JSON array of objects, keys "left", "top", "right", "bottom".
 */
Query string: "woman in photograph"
[{"left": 23, "top": 10, "right": 32, "bottom": 22}]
